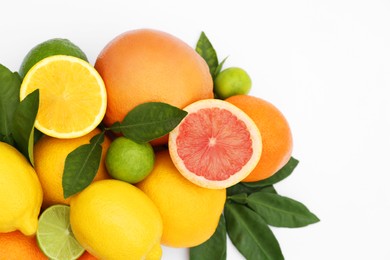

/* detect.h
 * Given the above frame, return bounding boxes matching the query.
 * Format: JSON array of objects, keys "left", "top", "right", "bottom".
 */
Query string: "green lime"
[
  {"left": 105, "top": 137, "right": 155, "bottom": 183},
  {"left": 36, "top": 205, "right": 85, "bottom": 260},
  {"left": 214, "top": 67, "right": 252, "bottom": 99},
  {"left": 19, "top": 38, "right": 88, "bottom": 78}
]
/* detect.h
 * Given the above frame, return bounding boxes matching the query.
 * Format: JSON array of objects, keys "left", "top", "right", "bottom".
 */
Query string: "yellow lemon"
[
  {"left": 137, "top": 150, "right": 226, "bottom": 247},
  {"left": 145, "top": 243, "right": 162, "bottom": 260},
  {"left": 70, "top": 179, "right": 162, "bottom": 260},
  {"left": 0, "top": 142, "right": 43, "bottom": 236},
  {"left": 20, "top": 55, "right": 107, "bottom": 139}
]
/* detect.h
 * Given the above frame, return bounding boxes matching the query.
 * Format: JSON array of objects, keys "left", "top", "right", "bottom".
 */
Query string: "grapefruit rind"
[{"left": 168, "top": 99, "right": 262, "bottom": 189}]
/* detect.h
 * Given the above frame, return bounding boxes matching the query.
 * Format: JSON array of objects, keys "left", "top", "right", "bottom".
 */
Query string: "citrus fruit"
[
  {"left": 137, "top": 151, "right": 226, "bottom": 247},
  {"left": 19, "top": 38, "right": 88, "bottom": 78},
  {"left": 34, "top": 128, "right": 111, "bottom": 208},
  {"left": 78, "top": 251, "right": 98, "bottom": 260},
  {"left": 105, "top": 137, "right": 155, "bottom": 183},
  {"left": 37, "top": 205, "right": 85, "bottom": 260},
  {"left": 226, "top": 95, "right": 293, "bottom": 182},
  {"left": 214, "top": 67, "right": 252, "bottom": 99},
  {"left": 94, "top": 29, "right": 213, "bottom": 145},
  {"left": 0, "top": 230, "right": 47, "bottom": 259},
  {"left": 20, "top": 55, "right": 107, "bottom": 139},
  {"left": 0, "top": 142, "right": 43, "bottom": 236},
  {"left": 70, "top": 179, "right": 162, "bottom": 260},
  {"left": 168, "top": 99, "right": 262, "bottom": 189},
  {"left": 145, "top": 243, "right": 162, "bottom": 260}
]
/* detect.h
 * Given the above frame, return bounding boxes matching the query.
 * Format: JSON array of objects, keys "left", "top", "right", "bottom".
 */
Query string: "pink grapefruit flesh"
[{"left": 169, "top": 99, "right": 262, "bottom": 189}]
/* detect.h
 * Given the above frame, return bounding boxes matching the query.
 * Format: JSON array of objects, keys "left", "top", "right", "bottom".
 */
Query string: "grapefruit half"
[{"left": 168, "top": 99, "right": 262, "bottom": 189}]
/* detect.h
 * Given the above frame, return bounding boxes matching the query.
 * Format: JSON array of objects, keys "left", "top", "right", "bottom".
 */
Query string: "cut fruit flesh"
[
  {"left": 36, "top": 205, "right": 85, "bottom": 260},
  {"left": 20, "top": 55, "right": 106, "bottom": 139},
  {"left": 169, "top": 99, "right": 262, "bottom": 189}
]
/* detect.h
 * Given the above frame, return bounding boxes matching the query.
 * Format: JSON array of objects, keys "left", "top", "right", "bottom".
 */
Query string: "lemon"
[
  {"left": 145, "top": 243, "right": 163, "bottom": 260},
  {"left": 20, "top": 55, "right": 107, "bottom": 139},
  {"left": 19, "top": 38, "right": 88, "bottom": 78},
  {"left": 69, "top": 179, "right": 163, "bottom": 260},
  {"left": 0, "top": 142, "right": 43, "bottom": 236},
  {"left": 137, "top": 150, "right": 226, "bottom": 247}
]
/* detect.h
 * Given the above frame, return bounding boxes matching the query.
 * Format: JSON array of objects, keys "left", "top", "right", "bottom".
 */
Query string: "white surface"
[{"left": 1, "top": 0, "right": 390, "bottom": 259}]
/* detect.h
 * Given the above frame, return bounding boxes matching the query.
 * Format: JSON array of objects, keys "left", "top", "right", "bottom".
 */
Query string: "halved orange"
[{"left": 20, "top": 55, "right": 106, "bottom": 139}]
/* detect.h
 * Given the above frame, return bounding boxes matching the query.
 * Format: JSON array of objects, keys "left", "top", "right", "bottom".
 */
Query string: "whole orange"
[
  {"left": 0, "top": 231, "right": 47, "bottom": 259},
  {"left": 226, "top": 95, "right": 293, "bottom": 182},
  {"left": 94, "top": 29, "right": 213, "bottom": 145},
  {"left": 34, "top": 128, "right": 111, "bottom": 208}
]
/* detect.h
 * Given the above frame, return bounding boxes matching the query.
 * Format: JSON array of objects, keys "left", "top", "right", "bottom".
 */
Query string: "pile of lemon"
[{"left": 0, "top": 29, "right": 293, "bottom": 260}]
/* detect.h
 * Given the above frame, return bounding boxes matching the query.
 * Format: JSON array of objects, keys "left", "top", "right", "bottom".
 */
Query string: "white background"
[{"left": 1, "top": 0, "right": 390, "bottom": 259}]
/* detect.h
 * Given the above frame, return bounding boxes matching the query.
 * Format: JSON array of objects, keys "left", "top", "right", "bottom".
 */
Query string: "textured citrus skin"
[
  {"left": 0, "top": 142, "right": 43, "bottom": 236},
  {"left": 19, "top": 38, "right": 88, "bottom": 78},
  {"left": 70, "top": 180, "right": 162, "bottom": 260},
  {"left": 0, "top": 231, "right": 48, "bottom": 259},
  {"left": 226, "top": 95, "right": 293, "bottom": 182},
  {"left": 214, "top": 67, "right": 252, "bottom": 99},
  {"left": 94, "top": 29, "right": 213, "bottom": 145},
  {"left": 168, "top": 99, "right": 262, "bottom": 189},
  {"left": 77, "top": 251, "right": 98, "bottom": 260},
  {"left": 137, "top": 151, "right": 226, "bottom": 247},
  {"left": 33, "top": 128, "right": 111, "bottom": 208}
]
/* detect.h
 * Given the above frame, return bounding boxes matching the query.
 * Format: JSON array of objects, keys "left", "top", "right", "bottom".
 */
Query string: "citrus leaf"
[
  {"left": 227, "top": 182, "right": 277, "bottom": 197},
  {"left": 196, "top": 32, "right": 219, "bottom": 78},
  {"left": 12, "top": 89, "right": 39, "bottom": 164},
  {"left": 62, "top": 132, "right": 104, "bottom": 198},
  {"left": 247, "top": 192, "right": 320, "bottom": 228},
  {"left": 242, "top": 157, "right": 299, "bottom": 188},
  {"left": 0, "top": 65, "right": 21, "bottom": 146},
  {"left": 225, "top": 203, "right": 284, "bottom": 260},
  {"left": 190, "top": 214, "right": 227, "bottom": 260},
  {"left": 228, "top": 193, "right": 248, "bottom": 204},
  {"left": 109, "top": 102, "right": 188, "bottom": 144},
  {"left": 214, "top": 56, "right": 228, "bottom": 78}
]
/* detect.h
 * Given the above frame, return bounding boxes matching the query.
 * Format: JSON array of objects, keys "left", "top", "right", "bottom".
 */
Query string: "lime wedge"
[{"left": 37, "top": 205, "right": 85, "bottom": 260}]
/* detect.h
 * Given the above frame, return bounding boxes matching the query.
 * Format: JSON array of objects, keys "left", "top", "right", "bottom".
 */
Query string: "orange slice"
[
  {"left": 169, "top": 99, "right": 262, "bottom": 189},
  {"left": 20, "top": 55, "right": 106, "bottom": 139}
]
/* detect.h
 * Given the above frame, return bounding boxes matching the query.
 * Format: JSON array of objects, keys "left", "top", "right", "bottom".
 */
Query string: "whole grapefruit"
[{"left": 95, "top": 29, "right": 213, "bottom": 145}]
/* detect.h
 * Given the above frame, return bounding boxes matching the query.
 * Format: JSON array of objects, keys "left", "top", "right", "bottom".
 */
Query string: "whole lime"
[
  {"left": 214, "top": 67, "right": 252, "bottom": 99},
  {"left": 19, "top": 38, "right": 88, "bottom": 78},
  {"left": 105, "top": 137, "right": 155, "bottom": 183}
]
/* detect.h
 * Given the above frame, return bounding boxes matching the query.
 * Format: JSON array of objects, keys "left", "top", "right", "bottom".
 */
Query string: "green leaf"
[
  {"left": 214, "top": 56, "right": 228, "bottom": 78},
  {"left": 109, "top": 102, "right": 188, "bottom": 143},
  {"left": 247, "top": 192, "right": 320, "bottom": 228},
  {"left": 228, "top": 193, "right": 248, "bottom": 204},
  {"left": 190, "top": 214, "right": 227, "bottom": 260},
  {"left": 62, "top": 132, "right": 104, "bottom": 198},
  {"left": 0, "top": 65, "right": 21, "bottom": 145},
  {"left": 227, "top": 182, "right": 277, "bottom": 197},
  {"left": 12, "top": 89, "right": 39, "bottom": 164},
  {"left": 196, "top": 32, "right": 219, "bottom": 78},
  {"left": 242, "top": 157, "right": 299, "bottom": 188},
  {"left": 225, "top": 203, "right": 284, "bottom": 260}
]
